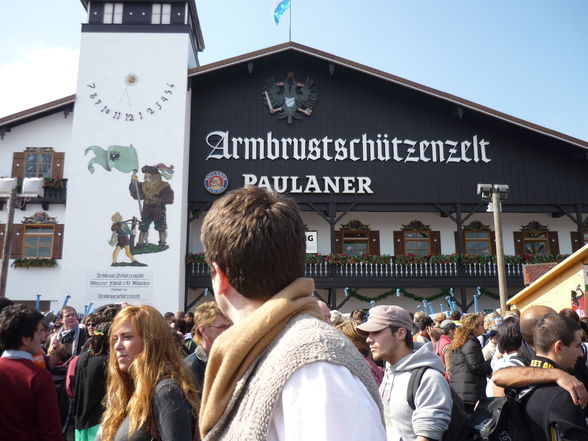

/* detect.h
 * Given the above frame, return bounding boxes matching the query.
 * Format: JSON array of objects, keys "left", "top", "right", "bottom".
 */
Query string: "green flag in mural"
[{"left": 85, "top": 144, "right": 139, "bottom": 173}]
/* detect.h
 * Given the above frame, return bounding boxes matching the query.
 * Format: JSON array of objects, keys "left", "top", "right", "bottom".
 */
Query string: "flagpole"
[{"left": 289, "top": 0, "right": 292, "bottom": 42}]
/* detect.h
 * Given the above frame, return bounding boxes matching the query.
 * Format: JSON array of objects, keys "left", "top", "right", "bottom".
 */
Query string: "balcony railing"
[
  {"left": 39, "top": 180, "right": 68, "bottom": 208},
  {"left": 0, "top": 179, "right": 68, "bottom": 211},
  {"left": 186, "top": 261, "right": 524, "bottom": 279}
]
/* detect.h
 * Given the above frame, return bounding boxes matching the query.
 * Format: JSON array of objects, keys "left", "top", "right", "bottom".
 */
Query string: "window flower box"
[{"left": 12, "top": 258, "right": 58, "bottom": 268}]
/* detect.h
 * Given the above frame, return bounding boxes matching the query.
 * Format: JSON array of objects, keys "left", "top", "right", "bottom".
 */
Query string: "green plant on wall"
[
  {"left": 187, "top": 252, "right": 569, "bottom": 266},
  {"left": 12, "top": 258, "right": 58, "bottom": 269},
  {"left": 345, "top": 286, "right": 499, "bottom": 305}
]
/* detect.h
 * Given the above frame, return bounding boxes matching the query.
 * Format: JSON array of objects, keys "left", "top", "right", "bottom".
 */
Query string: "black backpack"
[
  {"left": 463, "top": 387, "right": 534, "bottom": 441},
  {"left": 407, "top": 366, "right": 470, "bottom": 441}
]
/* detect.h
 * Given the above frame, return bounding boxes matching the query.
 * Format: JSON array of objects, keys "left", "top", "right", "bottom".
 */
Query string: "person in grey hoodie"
[{"left": 358, "top": 305, "right": 452, "bottom": 441}]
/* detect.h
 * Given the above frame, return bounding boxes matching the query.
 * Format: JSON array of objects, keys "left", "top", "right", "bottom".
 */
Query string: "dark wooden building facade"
[{"left": 183, "top": 43, "right": 588, "bottom": 311}]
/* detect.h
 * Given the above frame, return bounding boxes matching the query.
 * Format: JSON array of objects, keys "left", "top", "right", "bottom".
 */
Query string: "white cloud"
[{"left": 0, "top": 47, "right": 79, "bottom": 119}]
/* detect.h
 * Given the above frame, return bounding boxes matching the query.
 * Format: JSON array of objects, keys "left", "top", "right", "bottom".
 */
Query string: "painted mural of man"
[{"left": 130, "top": 164, "right": 174, "bottom": 247}]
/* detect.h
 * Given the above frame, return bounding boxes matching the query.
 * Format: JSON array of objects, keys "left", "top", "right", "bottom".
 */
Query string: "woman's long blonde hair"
[
  {"left": 450, "top": 313, "right": 484, "bottom": 351},
  {"left": 100, "top": 305, "right": 200, "bottom": 441}
]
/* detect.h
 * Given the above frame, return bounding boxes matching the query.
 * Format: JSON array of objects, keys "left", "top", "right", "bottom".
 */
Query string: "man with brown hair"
[
  {"left": 46, "top": 306, "right": 89, "bottom": 432},
  {"left": 47, "top": 306, "right": 88, "bottom": 359},
  {"left": 492, "top": 305, "right": 588, "bottom": 407},
  {"left": 198, "top": 186, "right": 385, "bottom": 441},
  {"left": 358, "top": 305, "right": 452, "bottom": 441},
  {"left": 522, "top": 313, "right": 588, "bottom": 440},
  {"left": 185, "top": 302, "right": 231, "bottom": 388},
  {"left": 0, "top": 305, "right": 63, "bottom": 441}
]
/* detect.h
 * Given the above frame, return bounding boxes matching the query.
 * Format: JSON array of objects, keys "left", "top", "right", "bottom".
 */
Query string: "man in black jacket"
[
  {"left": 492, "top": 305, "right": 588, "bottom": 407},
  {"left": 523, "top": 312, "right": 588, "bottom": 440}
]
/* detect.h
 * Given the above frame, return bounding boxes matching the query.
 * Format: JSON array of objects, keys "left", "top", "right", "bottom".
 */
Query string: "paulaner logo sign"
[{"left": 206, "top": 131, "right": 491, "bottom": 163}]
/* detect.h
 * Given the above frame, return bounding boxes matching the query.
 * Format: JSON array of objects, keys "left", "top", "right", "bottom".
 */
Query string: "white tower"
[{"left": 62, "top": 0, "right": 204, "bottom": 312}]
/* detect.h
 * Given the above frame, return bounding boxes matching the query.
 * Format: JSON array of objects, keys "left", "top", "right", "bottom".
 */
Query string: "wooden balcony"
[
  {"left": 185, "top": 260, "right": 525, "bottom": 290},
  {"left": 0, "top": 179, "right": 68, "bottom": 211},
  {"left": 39, "top": 180, "right": 68, "bottom": 209}
]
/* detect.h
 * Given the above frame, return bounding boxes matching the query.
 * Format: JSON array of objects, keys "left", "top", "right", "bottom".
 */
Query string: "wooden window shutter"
[
  {"left": 393, "top": 231, "right": 404, "bottom": 255},
  {"left": 0, "top": 224, "right": 5, "bottom": 257},
  {"left": 430, "top": 231, "right": 441, "bottom": 255},
  {"left": 335, "top": 231, "right": 343, "bottom": 254},
  {"left": 571, "top": 231, "right": 581, "bottom": 253},
  {"left": 10, "top": 224, "right": 25, "bottom": 259},
  {"left": 548, "top": 231, "right": 560, "bottom": 255},
  {"left": 12, "top": 152, "right": 25, "bottom": 178},
  {"left": 368, "top": 231, "right": 380, "bottom": 255},
  {"left": 52, "top": 152, "right": 65, "bottom": 178},
  {"left": 490, "top": 232, "right": 497, "bottom": 255},
  {"left": 52, "top": 224, "right": 65, "bottom": 259},
  {"left": 513, "top": 232, "right": 524, "bottom": 256}
]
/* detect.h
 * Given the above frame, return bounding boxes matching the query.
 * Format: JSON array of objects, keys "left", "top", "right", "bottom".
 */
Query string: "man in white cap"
[{"left": 358, "top": 305, "right": 452, "bottom": 441}]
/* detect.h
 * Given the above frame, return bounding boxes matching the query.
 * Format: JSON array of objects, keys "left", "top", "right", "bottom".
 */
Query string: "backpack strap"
[
  {"left": 407, "top": 366, "right": 430, "bottom": 411},
  {"left": 509, "top": 355, "right": 526, "bottom": 367}
]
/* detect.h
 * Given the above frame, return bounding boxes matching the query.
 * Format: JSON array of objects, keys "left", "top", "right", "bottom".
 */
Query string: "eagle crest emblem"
[{"left": 261, "top": 73, "right": 318, "bottom": 124}]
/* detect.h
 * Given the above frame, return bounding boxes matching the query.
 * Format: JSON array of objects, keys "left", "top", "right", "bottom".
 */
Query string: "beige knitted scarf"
[{"left": 199, "top": 278, "right": 321, "bottom": 439}]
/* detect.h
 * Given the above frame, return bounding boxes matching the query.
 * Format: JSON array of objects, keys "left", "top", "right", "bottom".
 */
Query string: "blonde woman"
[
  {"left": 448, "top": 313, "right": 491, "bottom": 414},
  {"left": 336, "top": 318, "right": 384, "bottom": 385},
  {"left": 434, "top": 312, "right": 447, "bottom": 328},
  {"left": 99, "top": 305, "right": 199, "bottom": 441}
]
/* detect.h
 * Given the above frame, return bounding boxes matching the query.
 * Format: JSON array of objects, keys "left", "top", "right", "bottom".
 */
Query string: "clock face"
[{"left": 85, "top": 73, "right": 175, "bottom": 122}]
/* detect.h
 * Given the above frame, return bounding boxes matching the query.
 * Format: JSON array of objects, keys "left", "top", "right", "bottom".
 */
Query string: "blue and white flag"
[{"left": 273, "top": 0, "right": 290, "bottom": 25}]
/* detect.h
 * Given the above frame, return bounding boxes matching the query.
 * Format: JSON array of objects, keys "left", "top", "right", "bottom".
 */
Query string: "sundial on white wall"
[{"left": 85, "top": 72, "right": 175, "bottom": 122}]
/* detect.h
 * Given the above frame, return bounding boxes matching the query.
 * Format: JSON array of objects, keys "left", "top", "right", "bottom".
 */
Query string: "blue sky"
[{"left": 1, "top": 0, "right": 586, "bottom": 141}]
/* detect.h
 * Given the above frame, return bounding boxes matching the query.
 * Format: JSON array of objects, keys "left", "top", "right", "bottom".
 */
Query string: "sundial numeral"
[{"left": 89, "top": 81, "right": 172, "bottom": 119}]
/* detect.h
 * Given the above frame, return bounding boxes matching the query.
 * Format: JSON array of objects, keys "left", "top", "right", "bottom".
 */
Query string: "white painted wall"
[
  {"left": 0, "top": 113, "right": 73, "bottom": 178},
  {"left": 189, "top": 210, "right": 580, "bottom": 256},
  {"left": 0, "top": 113, "right": 73, "bottom": 307},
  {"left": 61, "top": 31, "right": 193, "bottom": 313}
]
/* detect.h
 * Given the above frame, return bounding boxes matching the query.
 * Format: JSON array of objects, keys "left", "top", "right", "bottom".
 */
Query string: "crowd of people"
[{"left": 1, "top": 185, "right": 588, "bottom": 441}]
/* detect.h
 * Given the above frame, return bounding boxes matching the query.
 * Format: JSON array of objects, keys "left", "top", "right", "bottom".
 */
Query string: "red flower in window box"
[{"left": 43, "top": 177, "right": 66, "bottom": 189}]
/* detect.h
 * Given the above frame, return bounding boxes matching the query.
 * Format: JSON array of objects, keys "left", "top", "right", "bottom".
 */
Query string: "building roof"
[
  {"left": 188, "top": 42, "right": 588, "bottom": 151},
  {"left": 1, "top": 41, "right": 587, "bottom": 151},
  {"left": 508, "top": 243, "right": 588, "bottom": 306},
  {"left": 0, "top": 95, "right": 76, "bottom": 137}
]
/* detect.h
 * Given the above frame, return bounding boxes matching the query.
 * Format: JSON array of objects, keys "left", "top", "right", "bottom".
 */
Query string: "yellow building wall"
[{"left": 513, "top": 262, "right": 585, "bottom": 313}]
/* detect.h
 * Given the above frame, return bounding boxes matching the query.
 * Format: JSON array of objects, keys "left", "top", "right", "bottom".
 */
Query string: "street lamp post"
[
  {"left": 477, "top": 184, "right": 510, "bottom": 314},
  {"left": 0, "top": 187, "right": 17, "bottom": 298},
  {"left": 0, "top": 178, "right": 45, "bottom": 298}
]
